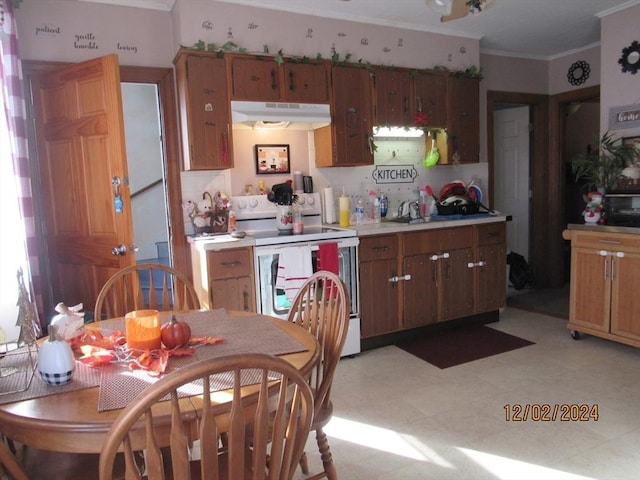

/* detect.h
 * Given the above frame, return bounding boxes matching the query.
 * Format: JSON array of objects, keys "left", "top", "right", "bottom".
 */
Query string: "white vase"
[
  {"left": 38, "top": 324, "right": 75, "bottom": 385},
  {"left": 275, "top": 205, "right": 293, "bottom": 231}
]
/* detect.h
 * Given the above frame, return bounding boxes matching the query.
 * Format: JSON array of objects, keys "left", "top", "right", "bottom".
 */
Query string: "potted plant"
[{"left": 569, "top": 131, "right": 639, "bottom": 191}]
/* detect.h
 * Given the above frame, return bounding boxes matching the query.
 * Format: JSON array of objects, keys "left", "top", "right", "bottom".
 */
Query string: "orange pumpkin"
[{"left": 160, "top": 316, "right": 191, "bottom": 349}]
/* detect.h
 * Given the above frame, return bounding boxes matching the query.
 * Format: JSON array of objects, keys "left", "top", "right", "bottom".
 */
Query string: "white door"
[{"left": 494, "top": 106, "right": 530, "bottom": 259}]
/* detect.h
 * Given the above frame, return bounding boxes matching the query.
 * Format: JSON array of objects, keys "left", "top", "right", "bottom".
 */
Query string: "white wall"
[{"left": 600, "top": 4, "right": 640, "bottom": 140}]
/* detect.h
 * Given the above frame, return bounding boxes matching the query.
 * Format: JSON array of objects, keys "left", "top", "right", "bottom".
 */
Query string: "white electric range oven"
[{"left": 229, "top": 193, "right": 360, "bottom": 357}]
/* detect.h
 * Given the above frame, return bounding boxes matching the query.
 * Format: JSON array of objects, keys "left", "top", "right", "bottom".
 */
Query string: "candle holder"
[{"left": 125, "top": 310, "right": 161, "bottom": 352}]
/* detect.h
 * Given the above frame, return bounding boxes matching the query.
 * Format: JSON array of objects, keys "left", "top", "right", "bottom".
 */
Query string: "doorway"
[
  {"left": 487, "top": 91, "right": 552, "bottom": 288},
  {"left": 493, "top": 105, "right": 530, "bottom": 260},
  {"left": 23, "top": 62, "right": 187, "bottom": 318},
  {"left": 121, "top": 83, "right": 170, "bottom": 266}
]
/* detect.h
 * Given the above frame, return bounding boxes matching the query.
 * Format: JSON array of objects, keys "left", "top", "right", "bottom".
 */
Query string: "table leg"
[{"left": 0, "top": 439, "right": 28, "bottom": 480}]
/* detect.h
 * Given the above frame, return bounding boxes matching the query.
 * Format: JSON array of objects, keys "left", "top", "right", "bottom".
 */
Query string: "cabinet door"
[
  {"left": 374, "top": 69, "right": 412, "bottom": 126},
  {"left": 403, "top": 254, "right": 438, "bottom": 328},
  {"left": 413, "top": 72, "right": 447, "bottom": 127},
  {"left": 283, "top": 62, "right": 329, "bottom": 103},
  {"left": 475, "top": 223, "right": 507, "bottom": 313},
  {"left": 610, "top": 252, "right": 640, "bottom": 341},
  {"left": 211, "top": 276, "right": 255, "bottom": 312},
  {"left": 359, "top": 258, "right": 400, "bottom": 337},
  {"left": 475, "top": 243, "right": 507, "bottom": 313},
  {"left": 175, "top": 53, "right": 232, "bottom": 170},
  {"left": 446, "top": 76, "right": 479, "bottom": 164},
  {"left": 440, "top": 248, "right": 475, "bottom": 321},
  {"left": 231, "top": 57, "right": 280, "bottom": 101},
  {"left": 330, "top": 66, "right": 374, "bottom": 166},
  {"left": 569, "top": 247, "right": 609, "bottom": 332}
]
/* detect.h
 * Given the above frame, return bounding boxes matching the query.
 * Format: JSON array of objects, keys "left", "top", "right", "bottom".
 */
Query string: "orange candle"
[{"left": 125, "top": 309, "right": 161, "bottom": 351}]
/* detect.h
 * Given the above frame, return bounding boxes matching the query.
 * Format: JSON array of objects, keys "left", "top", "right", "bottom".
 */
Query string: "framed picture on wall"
[{"left": 255, "top": 144, "right": 291, "bottom": 174}]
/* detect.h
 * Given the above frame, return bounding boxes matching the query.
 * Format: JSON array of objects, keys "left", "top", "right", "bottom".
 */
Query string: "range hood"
[{"left": 231, "top": 100, "right": 331, "bottom": 130}]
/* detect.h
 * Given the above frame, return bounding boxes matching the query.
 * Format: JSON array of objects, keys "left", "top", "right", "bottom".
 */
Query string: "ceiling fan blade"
[{"left": 440, "top": 0, "right": 468, "bottom": 22}]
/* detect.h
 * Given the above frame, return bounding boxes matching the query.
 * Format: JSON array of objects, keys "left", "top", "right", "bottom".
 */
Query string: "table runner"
[
  {"left": 0, "top": 309, "right": 308, "bottom": 411},
  {"left": 97, "top": 309, "right": 308, "bottom": 411},
  {"left": 0, "top": 347, "right": 101, "bottom": 405}
]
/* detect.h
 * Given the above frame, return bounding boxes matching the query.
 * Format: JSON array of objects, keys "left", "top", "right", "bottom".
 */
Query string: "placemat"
[
  {"left": 97, "top": 310, "right": 307, "bottom": 412},
  {"left": 0, "top": 345, "right": 102, "bottom": 405}
]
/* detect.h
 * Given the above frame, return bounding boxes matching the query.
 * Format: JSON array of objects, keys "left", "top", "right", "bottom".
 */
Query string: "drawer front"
[
  {"left": 476, "top": 222, "right": 506, "bottom": 246},
  {"left": 572, "top": 231, "right": 640, "bottom": 252},
  {"left": 207, "top": 248, "right": 253, "bottom": 279},
  {"left": 404, "top": 227, "right": 473, "bottom": 256},
  {"left": 359, "top": 235, "right": 398, "bottom": 261}
]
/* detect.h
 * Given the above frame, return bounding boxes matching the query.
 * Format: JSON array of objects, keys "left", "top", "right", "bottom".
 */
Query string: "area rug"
[
  {"left": 506, "top": 286, "right": 569, "bottom": 319},
  {"left": 395, "top": 325, "right": 535, "bottom": 369}
]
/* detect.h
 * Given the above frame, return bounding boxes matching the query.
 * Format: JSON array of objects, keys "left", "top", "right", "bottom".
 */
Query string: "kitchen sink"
[{"left": 384, "top": 217, "right": 428, "bottom": 225}]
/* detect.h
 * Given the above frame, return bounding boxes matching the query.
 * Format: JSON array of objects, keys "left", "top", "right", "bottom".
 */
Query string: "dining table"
[{"left": 0, "top": 308, "right": 320, "bottom": 473}]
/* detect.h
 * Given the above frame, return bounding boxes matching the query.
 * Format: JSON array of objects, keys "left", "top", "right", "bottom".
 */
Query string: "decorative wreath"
[
  {"left": 618, "top": 40, "right": 640, "bottom": 75},
  {"left": 567, "top": 60, "right": 590, "bottom": 86}
]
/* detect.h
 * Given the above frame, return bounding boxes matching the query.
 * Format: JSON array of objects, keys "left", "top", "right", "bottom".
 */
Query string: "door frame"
[
  {"left": 23, "top": 61, "right": 189, "bottom": 317},
  {"left": 487, "top": 91, "right": 554, "bottom": 287}
]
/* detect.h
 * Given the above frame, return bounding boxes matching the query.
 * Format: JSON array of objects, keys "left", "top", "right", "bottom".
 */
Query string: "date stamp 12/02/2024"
[{"left": 504, "top": 404, "right": 599, "bottom": 422}]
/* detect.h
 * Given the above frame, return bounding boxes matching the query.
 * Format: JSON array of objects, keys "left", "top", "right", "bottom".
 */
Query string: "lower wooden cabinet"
[
  {"left": 359, "top": 222, "right": 507, "bottom": 340},
  {"left": 191, "top": 245, "right": 255, "bottom": 312},
  {"left": 564, "top": 229, "right": 640, "bottom": 347},
  {"left": 359, "top": 235, "right": 400, "bottom": 337},
  {"left": 474, "top": 223, "right": 507, "bottom": 313}
]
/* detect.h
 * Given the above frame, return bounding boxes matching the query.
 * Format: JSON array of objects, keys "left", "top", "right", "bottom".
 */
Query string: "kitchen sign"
[
  {"left": 609, "top": 104, "right": 640, "bottom": 130},
  {"left": 372, "top": 165, "right": 417, "bottom": 184}
]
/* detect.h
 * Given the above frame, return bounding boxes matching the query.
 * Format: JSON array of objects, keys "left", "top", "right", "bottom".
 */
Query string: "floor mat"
[
  {"left": 395, "top": 324, "right": 535, "bottom": 369},
  {"left": 506, "top": 286, "right": 569, "bottom": 319}
]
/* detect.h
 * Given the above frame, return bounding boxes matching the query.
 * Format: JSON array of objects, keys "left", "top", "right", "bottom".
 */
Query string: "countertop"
[
  {"left": 188, "top": 213, "right": 510, "bottom": 251},
  {"left": 566, "top": 223, "right": 640, "bottom": 235}
]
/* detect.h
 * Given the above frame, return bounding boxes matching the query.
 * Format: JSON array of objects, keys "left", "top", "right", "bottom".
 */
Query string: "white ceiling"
[{"left": 79, "top": 0, "right": 639, "bottom": 59}]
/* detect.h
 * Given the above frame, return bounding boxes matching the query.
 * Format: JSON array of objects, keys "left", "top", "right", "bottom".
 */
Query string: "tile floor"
[
  {"left": 8, "top": 307, "right": 640, "bottom": 479},
  {"left": 297, "top": 307, "right": 640, "bottom": 480}
]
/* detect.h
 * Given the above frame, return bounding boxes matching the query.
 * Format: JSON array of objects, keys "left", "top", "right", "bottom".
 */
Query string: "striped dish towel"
[{"left": 275, "top": 246, "right": 313, "bottom": 301}]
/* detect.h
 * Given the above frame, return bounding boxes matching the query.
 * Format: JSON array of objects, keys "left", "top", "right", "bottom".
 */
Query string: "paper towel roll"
[{"left": 323, "top": 187, "right": 336, "bottom": 224}]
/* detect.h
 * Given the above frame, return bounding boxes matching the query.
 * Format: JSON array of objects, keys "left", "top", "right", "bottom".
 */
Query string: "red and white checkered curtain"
[{"left": 1, "top": 0, "right": 42, "bottom": 325}]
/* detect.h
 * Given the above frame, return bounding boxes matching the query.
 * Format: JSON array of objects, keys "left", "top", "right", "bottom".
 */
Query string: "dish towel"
[
  {"left": 317, "top": 242, "right": 339, "bottom": 275},
  {"left": 275, "top": 246, "right": 313, "bottom": 301}
]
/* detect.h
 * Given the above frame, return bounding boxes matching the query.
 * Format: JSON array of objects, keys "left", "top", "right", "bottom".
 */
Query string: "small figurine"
[{"left": 583, "top": 191, "right": 604, "bottom": 224}]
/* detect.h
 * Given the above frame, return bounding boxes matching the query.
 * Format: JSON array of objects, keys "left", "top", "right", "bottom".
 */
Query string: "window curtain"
[{"left": 0, "top": 0, "right": 42, "bottom": 339}]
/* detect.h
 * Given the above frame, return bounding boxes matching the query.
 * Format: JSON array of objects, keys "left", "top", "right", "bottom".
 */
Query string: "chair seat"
[{"left": 311, "top": 401, "right": 334, "bottom": 430}]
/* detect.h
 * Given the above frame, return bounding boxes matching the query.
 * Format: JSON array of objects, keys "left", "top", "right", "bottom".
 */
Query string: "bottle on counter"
[
  {"left": 258, "top": 180, "right": 267, "bottom": 195},
  {"left": 355, "top": 197, "right": 364, "bottom": 225},
  {"left": 228, "top": 203, "right": 236, "bottom": 232},
  {"left": 379, "top": 194, "right": 388, "bottom": 218},
  {"left": 373, "top": 197, "right": 381, "bottom": 223},
  {"left": 339, "top": 193, "right": 350, "bottom": 227},
  {"left": 293, "top": 206, "right": 304, "bottom": 234}
]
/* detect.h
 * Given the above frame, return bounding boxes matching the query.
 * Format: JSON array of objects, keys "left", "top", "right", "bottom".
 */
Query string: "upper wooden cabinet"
[
  {"left": 374, "top": 69, "right": 413, "bottom": 126},
  {"left": 374, "top": 68, "right": 447, "bottom": 128},
  {"left": 229, "top": 56, "right": 330, "bottom": 103},
  {"left": 315, "top": 65, "right": 374, "bottom": 167},
  {"left": 174, "top": 51, "right": 233, "bottom": 170},
  {"left": 413, "top": 71, "right": 447, "bottom": 127},
  {"left": 445, "top": 76, "right": 479, "bottom": 164}
]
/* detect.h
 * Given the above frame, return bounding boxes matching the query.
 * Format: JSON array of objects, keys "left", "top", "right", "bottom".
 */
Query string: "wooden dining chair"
[
  {"left": 286, "top": 271, "right": 349, "bottom": 480},
  {"left": 98, "top": 353, "right": 314, "bottom": 480},
  {"left": 94, "top": 263, "right": 201, "bottom": 321}
]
